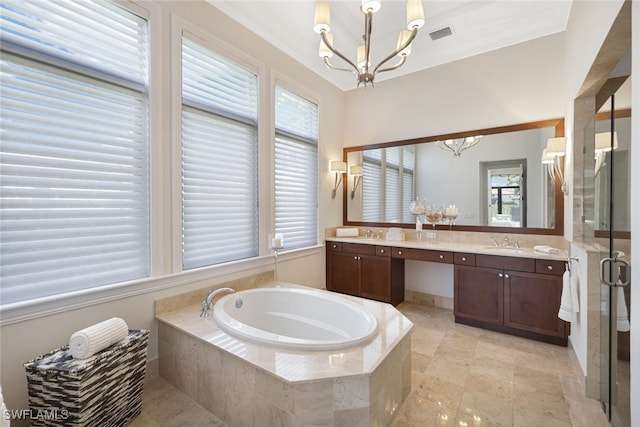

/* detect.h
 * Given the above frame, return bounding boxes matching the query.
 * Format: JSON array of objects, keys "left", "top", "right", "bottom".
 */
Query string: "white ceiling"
[{"left": 208, "top": 0, "right": 573, "bottom": 91}]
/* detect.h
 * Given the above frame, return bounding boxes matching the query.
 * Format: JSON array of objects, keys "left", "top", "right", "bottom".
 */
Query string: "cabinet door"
[
  {"left": 328, "top": 251, "right": 359, "bottom": 297},
  {"left": 454, "top": 265, "right": 503, "bottom": 325},
  {"left": 359, "top": 254, "right": 391, "bottom": 302},
  {"left": 503, "top": 270, "right": 566, "bottom": 337}
]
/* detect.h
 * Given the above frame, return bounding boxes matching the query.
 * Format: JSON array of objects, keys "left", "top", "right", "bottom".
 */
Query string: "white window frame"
[{"left": 270, "top": 75, "right": 320, "bottom": 251}]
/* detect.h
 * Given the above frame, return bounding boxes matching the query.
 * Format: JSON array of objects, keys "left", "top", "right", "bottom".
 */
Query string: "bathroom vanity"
[{"left": 326, "top": 238, "right": 569, "bottom": 346}]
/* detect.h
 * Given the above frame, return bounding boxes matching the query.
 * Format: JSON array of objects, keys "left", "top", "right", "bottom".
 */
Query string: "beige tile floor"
[{"left": 131, "top": 302, "right": 609, "bottom": 427}]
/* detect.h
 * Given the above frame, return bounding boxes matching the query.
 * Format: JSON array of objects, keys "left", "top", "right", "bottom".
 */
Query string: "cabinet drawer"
[
  {"left": 327, "top": 241, "right": 342, "bottom": 252},
  {"left": 392, "top": 247, "right": 453, "bottom": 263},
  {"left": 341, "top": 242, "right": 376, "bottom": 255},
  {"left": 476, "top": 254, "right": 535, "bottom": 272},
  {"left": 536, "top": 259, "right": 565, "bottom": 276},
  {"left": 454, "top": 253, "right": 476, "bottom": 266},
  {"left": 376, "top": 246, "right": 391, "bottom": 257}
]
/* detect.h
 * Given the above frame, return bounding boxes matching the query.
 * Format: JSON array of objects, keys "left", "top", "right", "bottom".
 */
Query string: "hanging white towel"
[
  {"left": 558, "top": 270, "right": 573, "bottom": 322},
  {"left": 69, "top": 317, "right": 129, "bottom": 359},
  {"left": 616, "top": 287, "right": 630, "bottom": 332}
]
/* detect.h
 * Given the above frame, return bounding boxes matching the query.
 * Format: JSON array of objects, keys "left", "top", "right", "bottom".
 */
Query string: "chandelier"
[
  {"left": 313, "top": 0, "right": 425, "bottom": 88},
  {"left": 436, "top": 136, "right": 482, "bottom": 157}
]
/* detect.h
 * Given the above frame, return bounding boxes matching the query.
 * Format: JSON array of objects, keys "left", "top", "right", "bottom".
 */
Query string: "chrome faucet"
[
  {"left": 200, "top": 287, "right": 235, "bottom": 318},
  {"left": 502, "top": 236, "right": 510, "bottom": 247}
]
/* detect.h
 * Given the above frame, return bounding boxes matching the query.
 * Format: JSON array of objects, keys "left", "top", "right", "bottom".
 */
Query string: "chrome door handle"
[{"left": 600, "top": 257, "right": 630, "bottom": 287}]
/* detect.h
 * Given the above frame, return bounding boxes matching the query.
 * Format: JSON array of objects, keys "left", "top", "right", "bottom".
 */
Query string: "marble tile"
[{"left": 142, "top": 299, "right": 608, "bottom": 427}]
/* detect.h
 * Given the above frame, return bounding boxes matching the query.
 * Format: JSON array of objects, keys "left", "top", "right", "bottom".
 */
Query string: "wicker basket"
[{"left": 24, "top": 329, "right": 149, "bottom": 427}]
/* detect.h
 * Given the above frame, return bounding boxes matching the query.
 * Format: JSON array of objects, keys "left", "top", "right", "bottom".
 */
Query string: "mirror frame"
[{"left": 342, "top": 118, "right": 565, "bottom": 235}]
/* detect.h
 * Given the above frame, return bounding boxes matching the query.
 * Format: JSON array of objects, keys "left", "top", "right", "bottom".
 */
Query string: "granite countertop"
[{"left": 325, "top": 236, "right": 569, "bottom": 261}]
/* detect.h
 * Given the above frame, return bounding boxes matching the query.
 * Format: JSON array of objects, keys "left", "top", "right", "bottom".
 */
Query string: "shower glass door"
[{"left": 598, "top": 87, "right": 631, "bottom": 427}]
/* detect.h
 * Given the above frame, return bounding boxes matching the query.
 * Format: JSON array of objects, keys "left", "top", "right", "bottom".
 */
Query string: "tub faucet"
[{"left": 200, "top": 287, "right": 235, "bottom": 318}]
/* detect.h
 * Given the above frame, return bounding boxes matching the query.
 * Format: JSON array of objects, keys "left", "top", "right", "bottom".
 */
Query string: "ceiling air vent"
[{"left": 429, "top": 27, "right": 452, "bottom": 41}]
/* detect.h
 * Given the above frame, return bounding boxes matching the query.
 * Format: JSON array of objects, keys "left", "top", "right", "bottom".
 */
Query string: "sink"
[{"left": 483, "top": 246, "right": 524, "bottom": 254}]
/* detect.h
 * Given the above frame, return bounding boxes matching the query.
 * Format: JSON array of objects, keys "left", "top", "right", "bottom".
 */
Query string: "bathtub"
[{"left": 212, "top": 286, "right": 378, "bottom": 350}]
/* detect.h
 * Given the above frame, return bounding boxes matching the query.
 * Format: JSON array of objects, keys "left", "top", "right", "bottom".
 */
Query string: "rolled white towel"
[
  {"left": 0, "top": 383, "right": 9, "bottom": 427},
  {"left": 69, "top": 317, "right": 129, "bottom": 359},
  {"left": 534, "top": 245, "right": 561, "bottom": 254}
]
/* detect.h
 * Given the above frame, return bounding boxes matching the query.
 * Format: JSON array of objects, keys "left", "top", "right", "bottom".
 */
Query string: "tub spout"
[{"left": 200, "top": 287, "right": 235, "bottom": 318}]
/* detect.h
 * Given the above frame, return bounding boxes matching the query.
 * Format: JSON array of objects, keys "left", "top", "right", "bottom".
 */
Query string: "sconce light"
[
  {"left": 330, "top": 161, "right": 347, "bottom": 199},
  {"left": 541, "top": 148, "right": 556, "bottom": 184},
  {"left": 594, "top": 132, "right": 618, "bottom": 176},
  {"left": 349, "top": 165, "right": 363, "bottom": 199},
  {"left": 544, "top": 137, "right": 568, "bottom": 194}
]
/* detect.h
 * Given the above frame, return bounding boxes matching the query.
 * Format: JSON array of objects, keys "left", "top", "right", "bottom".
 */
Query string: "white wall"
[
  {"left": 0, "top": 1, "right": 345, "bottom": 417},
  {"left": 343, "top": 32, "right": 566, "bottom": 147}
]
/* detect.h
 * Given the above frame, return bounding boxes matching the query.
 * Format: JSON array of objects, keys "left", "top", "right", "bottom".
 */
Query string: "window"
[
  {"left": 362, "top": 147, "right": 414, "bottom": 222},
  {"left": 274, "top": 85, "right": 318, "bottom": 250},
  {"left": 181, "top": 37, "right": 259, "bottom": 269},
  {"left": 0, "top": 1, "right": 150, "bottom": 304}
]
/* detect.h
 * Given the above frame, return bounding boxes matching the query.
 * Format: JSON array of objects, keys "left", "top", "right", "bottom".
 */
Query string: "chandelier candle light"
[{"left": 313, "top": 0, "right": 426, "bottom": 88}]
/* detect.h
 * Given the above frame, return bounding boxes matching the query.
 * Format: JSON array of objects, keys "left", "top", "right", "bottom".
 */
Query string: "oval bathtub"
[{"left": 212, "top": 287, "right": 378, "bottom": 350}]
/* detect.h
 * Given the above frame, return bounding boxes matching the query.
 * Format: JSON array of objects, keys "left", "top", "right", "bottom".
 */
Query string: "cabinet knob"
[
  {"left": 398, "top": 250, "right": 403, "bottom": 255},
  {"left": 439, "top": 254, "right": 444, "bottom": 259},
  {"left": 380, "top": 249, "right": 385, "bottom": 254},
  {"left": 505, "top": 274, "right": 510, "bottom": 279},
  {"left": 462, "top": 257, "right": 467, "bottom": 262},
  {"left": 332, "top": 244, "right": 337, "bottom": 249},
  {"left": 499, "top": 273, "right": 503, "bottom": 278},
  {"left": 354, "top": 256, "right": 358, "bottom": 260},
  {"left": 547, "top": 265, "right": 553, "bottom": 270}
]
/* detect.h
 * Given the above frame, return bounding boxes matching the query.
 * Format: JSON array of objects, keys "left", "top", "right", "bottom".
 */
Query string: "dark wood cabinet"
[
  {"left": 454, "top": 265, "right": 503, "bottom": 325},
  {"left": 326, "top": 242, "right": 404, "bottom": 305},
  {"left": 454, "top": 254, "right": 568, "bottom": 345},
  {"left": 504, "top": 270, "right": 566, "bottom": 338}
]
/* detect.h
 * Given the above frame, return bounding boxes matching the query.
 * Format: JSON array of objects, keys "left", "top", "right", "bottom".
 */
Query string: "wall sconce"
[
  {"left": 541, "top": 148, "right": 556, "bottom": 184},
  {"left": 349, "top": 165, "right": 363, "bottom": 199},
  {"left": 330, "top": 161, "right": 347, "bottom": 199},
  {"left": 594, "top": 132, "right": 618, "bottom": 176},
  {"left": 544, "top": 137, "right": 568, "bottom": 194}
]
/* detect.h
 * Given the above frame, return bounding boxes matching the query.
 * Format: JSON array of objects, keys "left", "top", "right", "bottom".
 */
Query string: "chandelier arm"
[
  {"left": 320, "top": 31, "right": 359, "bottom": 74},
  {"left": 436, "top": 141, "right": 456, "bottom": 155},
  {"left": 364, "top": 10, "right": 373, "bottom": 75},
  {"left": 375, "top": 55, "right": 407, "bottom": 74},
  {"left": 372, "top": 27, "right": 418, "bottom": 76},
  {"left": 323, "top": 57, "right": 357, "bottom": 73}
]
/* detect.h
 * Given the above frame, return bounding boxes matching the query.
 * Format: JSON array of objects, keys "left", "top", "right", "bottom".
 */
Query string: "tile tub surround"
[{"left": 156, "top": 284, "right": 413, "bottom": 426}]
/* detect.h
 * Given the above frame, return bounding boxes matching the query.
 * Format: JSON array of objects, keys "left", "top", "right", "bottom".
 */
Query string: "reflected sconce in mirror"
[
  {"left": 330, "top": 161, "right": 347, "bottom": 199},
  {"left": 436, "top": 136, "right": 482, "bottom": 157},
  {"left": 541, "top": 148, "right": 556, "bottom": 184},
  {"left": 594, "top": 132, "right": 618, "bottom": 176},
  {"left": 349, "top": 165, "right": 363, "bottom": 199},
  {"left": 544, "top": 137, "right": 568, "bottom": 194}
]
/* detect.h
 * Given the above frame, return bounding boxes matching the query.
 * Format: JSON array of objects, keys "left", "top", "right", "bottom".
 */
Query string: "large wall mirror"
[
  {"left": 343, "top": 118, "right": 564, "bottom": 235},
  {"left": 594, "top": 76, "right": 631, "bottom": 237}
]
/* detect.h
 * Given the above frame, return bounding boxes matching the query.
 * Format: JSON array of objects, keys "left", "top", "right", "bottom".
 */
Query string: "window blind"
[
  {"left": 0, "top": 2, "right": 149, "bottom": 304},
  {"left": 402, "top": 148, "right": 415, "bottom": 223},
  {"left": 181, "top": 38, "right": 258, "bottom": 270},
  {"left": 362, "top": 149, "right": 382, "bottom": 222},
  {"left": 385, "top": 147, "right": 401, "bottom": 222},
  {"left": 274, "top": 85, "right": 318, "bottom": 250}
]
